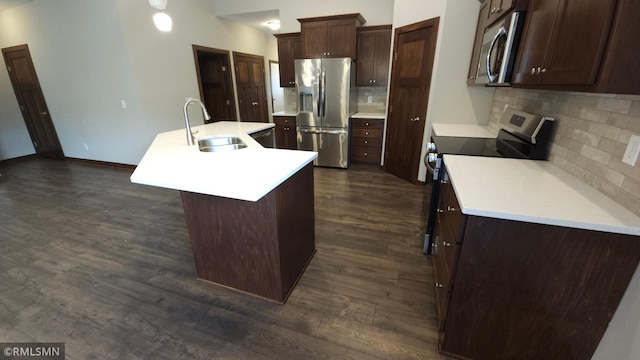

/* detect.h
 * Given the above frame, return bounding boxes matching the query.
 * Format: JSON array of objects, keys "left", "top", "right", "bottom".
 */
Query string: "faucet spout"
[{"left": 183, "top": 98, "right": 212, "bottom": 146}]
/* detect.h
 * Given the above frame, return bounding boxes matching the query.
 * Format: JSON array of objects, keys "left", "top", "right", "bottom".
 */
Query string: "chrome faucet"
[{"left": 183, "top": 98, "right": 211, "bottom": 146}]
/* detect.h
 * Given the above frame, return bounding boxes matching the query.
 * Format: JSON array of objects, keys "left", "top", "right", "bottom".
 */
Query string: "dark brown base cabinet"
[
  {"left": 180, "top": 163, "right": 315, "bottom": 304},
  {"left": 274, "top": 116, "right": 297, "bottom": 150},
  {"left": 350, "top": 118, "right": 384, "bottom": 164},
  {"left": 433, "top": 180, "right": 640, "bottom": 360}
]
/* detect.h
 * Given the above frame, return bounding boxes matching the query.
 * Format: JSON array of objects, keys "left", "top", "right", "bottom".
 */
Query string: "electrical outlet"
[
  {"left": 367, "top": 96, "right": 373, "bottom": 104},
  {"left": 622, "top": 134, "right": 640, "bottom": 166},
  {"left": 83, "top": 143, "right": 89, "bottom": 151}
]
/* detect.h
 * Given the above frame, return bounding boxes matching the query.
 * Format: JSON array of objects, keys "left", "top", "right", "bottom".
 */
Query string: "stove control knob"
[
  {"left": 426, "top": 142, "right": 437, "bottom": 152},
  {"left": 427, "top": 152, "right": 438, "bottom": 163}
]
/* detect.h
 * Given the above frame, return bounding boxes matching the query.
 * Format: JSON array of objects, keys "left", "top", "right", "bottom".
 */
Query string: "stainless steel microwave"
[{"left": 474, "top": 12, "right": 526, "bottom": 86}]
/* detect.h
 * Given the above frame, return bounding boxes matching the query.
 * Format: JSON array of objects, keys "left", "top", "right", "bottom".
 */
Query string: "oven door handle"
[
  {"left": 424, "top": 153, "right": 438, "bottom": 180},
  {"left": 486, "top": 26, "right": 506, "bottom": 83}
]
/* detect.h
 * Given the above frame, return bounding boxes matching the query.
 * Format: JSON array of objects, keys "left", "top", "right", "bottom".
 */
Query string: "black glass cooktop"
[{"left": 431, "top": 135, "right": 503, "bottom": 157}]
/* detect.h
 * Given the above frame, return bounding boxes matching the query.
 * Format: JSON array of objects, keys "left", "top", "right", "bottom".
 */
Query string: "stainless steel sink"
[{"left": 197, "top": 136, "right": 248, "bottom": 152}]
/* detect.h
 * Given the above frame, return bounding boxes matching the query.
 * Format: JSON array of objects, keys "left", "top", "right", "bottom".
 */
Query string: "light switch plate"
[{"left": 622, "top": 134, "right": 640, "bottom": 166}]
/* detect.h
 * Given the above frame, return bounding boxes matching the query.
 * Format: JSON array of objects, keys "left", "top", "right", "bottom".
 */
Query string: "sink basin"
[{"left": 197, "top": 136, "right": 248, "bottom": 152}]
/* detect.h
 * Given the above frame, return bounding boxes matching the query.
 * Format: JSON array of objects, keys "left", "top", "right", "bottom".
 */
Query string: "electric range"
[{"left": 423, "top": 109, "right": 555, "bottom": 254}]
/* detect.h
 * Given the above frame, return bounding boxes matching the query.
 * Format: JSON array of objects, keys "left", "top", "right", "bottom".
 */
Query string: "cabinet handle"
[
  {"left": 365, "top": 122, "right": 369, "bottom": 126},
  {"left": 365, "top": 131, "right": 369, "bottom": 135},
  {"left": 363, "top": 152, "right": 368, "bottom": 156},
  {"left": 447, "top": 206, "right": 457, "bottom": 212},
  {"left": 443, "top": 242, "right": 452, "bottom": 247},
  {"left": 530, "top": 67, "right": 536, "bottom": 75},
  {"left": 410, "top": 117, "right": 420, "bottom": 122},
  {"left": 541, "top": 68, "right": 547, "bottom": 73},
  {"left": 441, "top": 179, "right": 448, "bottom": 184},
  {"left": 437, "top": 209, "right": 444, "bottom": 213},
  {"left": 364, "top": 140, "right": 368, "bottom": 144},
  {"left": 435, "top": 283, "right": 444, "bottom": 288}
]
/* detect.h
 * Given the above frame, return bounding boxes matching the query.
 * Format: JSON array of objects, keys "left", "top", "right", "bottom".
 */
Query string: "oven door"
[{"left": 475, "top": 12, "right": 524, "bottom": 86}]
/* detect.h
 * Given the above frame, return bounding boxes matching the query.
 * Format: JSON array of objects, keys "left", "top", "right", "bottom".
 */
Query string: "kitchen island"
[
  {"left": 433, "top": 154, "right": 640, "bottom": 360},
  {"left": 131, "top": 121, "right": 318, "bottom": 303}
]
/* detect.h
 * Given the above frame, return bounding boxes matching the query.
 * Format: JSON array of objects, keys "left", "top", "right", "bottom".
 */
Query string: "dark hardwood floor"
[{"left": 0, "top": 159, "right": 442, "bottom": 360}]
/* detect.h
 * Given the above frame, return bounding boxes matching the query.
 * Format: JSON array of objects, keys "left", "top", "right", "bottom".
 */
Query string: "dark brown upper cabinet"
[
  {"left": 356, "top": 25, "right": 392, "bottom": 87},
  {"left": 486, "top": 0, "right": 516, "bottom": 25},
  {"left": 512, "top": 0, "right": 640, "bottom": 94},
  {"left": 298, "top": 13, "right": 365, "bottom": 59},
  {"left": 467, "top": 1, "right": 491, "bottom": 84},
  {"left": 274, "top": 33, "right": 302, "bottom": 88}
]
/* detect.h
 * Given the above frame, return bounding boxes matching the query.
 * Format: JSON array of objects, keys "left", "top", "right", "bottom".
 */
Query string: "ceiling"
[
  {"left": 0, "top": 0, "right": 31, "bottom": 13},
  {"left": 219, "top": 9, "right": 281, "bottom": 35}
]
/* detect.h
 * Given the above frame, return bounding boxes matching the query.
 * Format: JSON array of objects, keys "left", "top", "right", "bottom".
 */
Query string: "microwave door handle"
[{"left": 486, "top": 27, "right": 506, "bottom": 82}]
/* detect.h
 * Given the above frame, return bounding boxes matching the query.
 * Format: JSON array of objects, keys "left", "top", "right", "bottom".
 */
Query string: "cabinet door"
[
  {"left": 467, "top": 2, "right": 491, "bottom": 84},
  {"left": 357, "top": 28, "right": 392, "bottom": 87},
  {"left": 275, "top": 34, "right": 301, "bottom": 88},
  {"left": 301, "top": 21, "right": 328, "bottom": 58},
  {"left": 513, "top": 0, "right": 616, "bottom": 86},
  {"left": 539, "top": 0, "right": 615, "bottom": 85},
  {"left": 274, "top": 116, "right": 297, "bottom": 149},
  {"left": 372, "top": 29, "right": 392, "bottom": 85},
  {"left": 356, "top": 31, "right": 376, "bottom": 86},
  {"left": 487, "top": 0, "right": 515, "bottom": 25},
  {"left": 327, "top": 19, "right": 357, "bottom": 58}
]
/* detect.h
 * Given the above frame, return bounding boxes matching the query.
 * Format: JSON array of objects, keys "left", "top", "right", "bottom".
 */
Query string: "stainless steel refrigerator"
[{"left": 295, "top": 58, "right": 356, "bottom": 168}]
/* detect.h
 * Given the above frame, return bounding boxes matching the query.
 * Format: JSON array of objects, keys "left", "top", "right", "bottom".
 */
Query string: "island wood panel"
[
  {"left": 441, "top": 215, "right": 640, "bottom": 360},
  {"left": 180, "top": 163, "right": 315, "bottom": 303}
]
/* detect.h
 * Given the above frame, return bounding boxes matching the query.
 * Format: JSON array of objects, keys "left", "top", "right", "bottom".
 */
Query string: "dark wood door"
[
  {"left": 512, "top": 0, "right": 616, "bottom": 86},
  {"left": 193, "top": 45, "right": 237, "bottom": 122},
  {"left": 383, "top": 18, "right": 439, "bottom": 184},
  {"left": 2, "top": 44, "right": 64, "bottom": 160},
  {"left": 275, "top": 33, "right": 302, "bottom": 87},
  {"left": 233, "top": 52, "right": 269, "bottom": 123}
]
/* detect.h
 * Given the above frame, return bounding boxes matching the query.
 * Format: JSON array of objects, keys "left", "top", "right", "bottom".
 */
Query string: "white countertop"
[
  {"left": 351, "top": 112, "right": 386, "bottom": 119},
  {"left": 432, "top": 123, "right": 498, "bottom": 138},
  {"left": 272, "top": 111, "right": 298, "bottom": 116},
  {"left": 443, "top": 155, "right": 640, "bottom": 236},
  {"left": 131, "top": 122, "right": 317, "bottom": 202}
]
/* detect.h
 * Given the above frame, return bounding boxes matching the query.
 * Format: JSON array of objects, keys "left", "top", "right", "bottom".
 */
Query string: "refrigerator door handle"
[
  {"left": 316, "top": 70, "right": 322, "bottom": 118},
  {"left": 321, "top": 70, "right": 327, "bottom": 118}
]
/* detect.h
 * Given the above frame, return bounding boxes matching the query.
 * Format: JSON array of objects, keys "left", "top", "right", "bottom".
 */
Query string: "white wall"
[{"left": 0, "top": 0, "right": 274, "bottom": 164}]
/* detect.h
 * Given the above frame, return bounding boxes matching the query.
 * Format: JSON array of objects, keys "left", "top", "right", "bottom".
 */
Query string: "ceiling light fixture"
[
  {"left": 267, "top": 20, "right": 280, "bottom": 31},
  {"left": 148, "top": 0, "right": 172, "bottom": 32}
]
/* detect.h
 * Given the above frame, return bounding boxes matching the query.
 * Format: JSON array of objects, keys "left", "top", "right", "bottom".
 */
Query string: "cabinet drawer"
[
  {"left": 351, "top": 137, "right": 382, "bottom": 148},
  {"left": 351, "top": 118, "right": 384, "bottom": 130},
  {"left": 351, "top": 147, "right": 381, "bottom": 164},
  {"left": 352, "top": 129, "right": 383, "bottom": 139},
  {"left": 274, "top": 116, "right": 296, "bottom": 126}
]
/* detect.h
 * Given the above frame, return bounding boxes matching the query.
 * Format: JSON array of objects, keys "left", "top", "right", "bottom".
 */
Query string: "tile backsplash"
[
  {"left": 281, "top": 87, "right": 387, "bottom": 114},
  {"left": 491, "top": 88, "right": 640, "bottom": 216}
]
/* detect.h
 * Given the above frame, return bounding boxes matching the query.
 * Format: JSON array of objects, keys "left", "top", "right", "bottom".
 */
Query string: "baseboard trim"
[
  {"left": 0, "top": 154, "right": 38, "bottom": 164},
  {"left": 65, "top": 157, "right": 136, "bottom": 171}
]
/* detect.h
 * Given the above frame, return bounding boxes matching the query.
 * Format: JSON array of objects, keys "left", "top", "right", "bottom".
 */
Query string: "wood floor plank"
[{"left": 0, "top": 159, "right": 440, "bottom": 359}]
